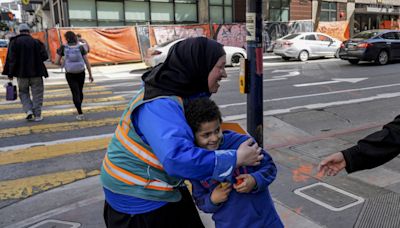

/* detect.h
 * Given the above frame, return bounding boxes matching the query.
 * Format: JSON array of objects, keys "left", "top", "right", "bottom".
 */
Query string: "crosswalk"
[{"left": 0, "top": 79, "right": 138, "bottom": 203}]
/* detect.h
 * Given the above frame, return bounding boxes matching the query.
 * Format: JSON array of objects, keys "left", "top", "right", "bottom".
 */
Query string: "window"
[
  {"left": 305, "top": 34, "right": 316, "bottom": 40},
  {"left": 269, "top": 0, "right": 289, "bottom": 22},
  {"left": 382, "top": 32, "right": 397, "bottom": 40},
  {"left": 209, "top": 0, "right": 232, "bottom": 23},
  {"left": 317, "top": 34, "right": 331, "bottom": 42},
  {"left": 321, "top": 2, "right": 337, "bottom": 22}
]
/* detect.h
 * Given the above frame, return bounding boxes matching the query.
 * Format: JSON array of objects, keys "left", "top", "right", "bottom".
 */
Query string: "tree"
[{"left": 314, "top": 0, "right": 322, "bottom": 31}]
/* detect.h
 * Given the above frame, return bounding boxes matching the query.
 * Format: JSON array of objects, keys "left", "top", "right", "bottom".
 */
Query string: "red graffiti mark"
[{"left": 292, "top": 164, "right": 313, "bottom": 182}]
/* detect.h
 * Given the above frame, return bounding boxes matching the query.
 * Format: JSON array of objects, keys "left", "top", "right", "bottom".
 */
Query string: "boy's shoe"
[
  {"left": 76, "top": 114, "right": 85, "bottom": 121},
  {"left": 26, "top": 111, "right": 34, "bottom": 121},
  {"left": 34, "top": 116, "right": 43, "bottom": 122}
]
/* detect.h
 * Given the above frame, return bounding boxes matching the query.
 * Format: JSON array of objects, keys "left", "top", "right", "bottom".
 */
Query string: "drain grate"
[
  {"left": 294, "top": 182, "right": 364, "bottom": 211},
  {"left": 355, "top": 192, "right": 400, "bottom": 228},
  {"left": 28, "top": 219, "right": 81, "bottom": 228}
]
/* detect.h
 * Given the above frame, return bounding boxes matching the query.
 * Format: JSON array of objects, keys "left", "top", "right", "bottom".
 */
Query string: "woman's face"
[{"left": 208, "top": 55, "right": 227, "bottom": 93}]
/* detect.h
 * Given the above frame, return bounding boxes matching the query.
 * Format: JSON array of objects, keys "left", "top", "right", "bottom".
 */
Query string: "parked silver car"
[
  {"left": 273, "top": 32, "right": 342, "bottom": 61},
  {"left": 145, "top": 38, "right": 247, "bottom": 67}
]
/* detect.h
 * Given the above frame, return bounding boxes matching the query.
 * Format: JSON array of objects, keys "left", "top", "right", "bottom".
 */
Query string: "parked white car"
[
  {"left": 145, "top": 38, "right": 247, "bottom": 67},
  {"left": 273, "top": 32, "right": 341, "bottom": 61}
]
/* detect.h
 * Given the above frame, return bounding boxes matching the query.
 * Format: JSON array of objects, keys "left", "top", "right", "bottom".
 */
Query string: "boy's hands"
[
  {"left": 211, "top": 183, "right": 232, "bottom": 205},
  {"left": 233, "top": 174, "right": 256, "bottom": 193}
]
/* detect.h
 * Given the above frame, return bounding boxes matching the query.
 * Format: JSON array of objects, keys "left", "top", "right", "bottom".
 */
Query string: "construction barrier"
[{"left": 0, "top": 48, "right": 7, "bottom": 72}]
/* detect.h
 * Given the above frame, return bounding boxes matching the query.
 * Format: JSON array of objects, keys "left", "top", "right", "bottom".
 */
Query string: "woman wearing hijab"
[{"left": 100, "top": 37, "right": 263, "bottom": 227}]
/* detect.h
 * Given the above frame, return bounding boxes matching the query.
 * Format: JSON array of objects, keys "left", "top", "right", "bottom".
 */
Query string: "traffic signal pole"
[{"left": 246, "top": 0, "right": 264, "bottom": 146}]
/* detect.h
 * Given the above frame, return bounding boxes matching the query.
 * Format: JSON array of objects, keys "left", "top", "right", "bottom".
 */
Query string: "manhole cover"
[
  {"left": 294, "top": 182, "right": 364, "bottom": 211},
  {"left": 28, "top": 219, "right": 81, "bottom": 228},
  {"left": 355, "top": 192, "right": 400, "bottom": 228}
]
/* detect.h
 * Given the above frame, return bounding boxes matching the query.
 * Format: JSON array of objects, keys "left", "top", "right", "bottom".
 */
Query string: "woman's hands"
[
  {"left": 211, "top": 183, "right": 232, "bottom": 205},
  {"left": 236, "top": 138, "right": 263, "bottom": 167}
]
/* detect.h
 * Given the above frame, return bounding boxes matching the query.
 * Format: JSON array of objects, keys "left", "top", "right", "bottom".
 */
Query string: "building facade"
[{"left": 25, "top": 0, "right": 399, "bottom": 35}]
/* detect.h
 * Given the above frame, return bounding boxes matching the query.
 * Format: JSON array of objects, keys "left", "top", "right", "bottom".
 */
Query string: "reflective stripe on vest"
[
  {"left": 103, "top": 155, "right": 174, "bottom": 191},
  {"left": 115, "top": 124, "right": 163, "bottom": 170}
]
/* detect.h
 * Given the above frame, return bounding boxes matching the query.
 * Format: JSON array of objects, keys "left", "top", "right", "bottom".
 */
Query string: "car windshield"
[
  {"left": 282, "top": 34, "right": 300, "bottom": 40},
  {"left": 352, "top": 31, "right": 379, "bottom": 39}
]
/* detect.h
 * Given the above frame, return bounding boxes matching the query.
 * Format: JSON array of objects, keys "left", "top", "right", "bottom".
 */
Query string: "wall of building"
[{"left": 290, "top": 0, "right": 312, "bottom": 20}]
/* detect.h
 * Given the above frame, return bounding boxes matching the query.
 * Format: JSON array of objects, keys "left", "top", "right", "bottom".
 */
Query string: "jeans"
[{"left": 17, "top": 77, "right": 44, "bottom": 117}]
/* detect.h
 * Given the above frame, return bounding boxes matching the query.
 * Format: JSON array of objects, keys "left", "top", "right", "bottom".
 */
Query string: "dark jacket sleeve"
[
  {"left": 2, "top": 39, "right": 16, "bottom": 76},
  {"left": 38, "top": 41, "right": 48, "bottom": 61},
  {"left": 342, "top": 115, "right": 400, "bottom": 173}
]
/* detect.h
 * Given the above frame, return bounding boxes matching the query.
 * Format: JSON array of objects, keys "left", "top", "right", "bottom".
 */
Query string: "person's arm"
[
  {"left": 248, "top": 150, "right": 277, "bottom": 193},
  {"left": 191, "top": 181, "right": 224, "bottom": 213},
  {"left": 134, "top": 99, "right": 261, "bottom": 182},
  {"left": 319, "top": 115, "right": 400, "bottom": 175},
  {"left": 221, "top": 131, "right": 277, "bottom": 193},
  {"left": 342, "top": 115, "right": 400, "bottom": 173},
  {"left": 38, "top": 41, "right": 48, "bottom": 61},
  {"left": 83, "top": 55, "right": 93, "bottom": 82}
]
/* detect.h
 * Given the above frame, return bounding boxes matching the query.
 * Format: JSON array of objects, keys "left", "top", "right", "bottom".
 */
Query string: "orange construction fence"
[{"left": 0, "top": 48, "right": 7, "bottom": 72}]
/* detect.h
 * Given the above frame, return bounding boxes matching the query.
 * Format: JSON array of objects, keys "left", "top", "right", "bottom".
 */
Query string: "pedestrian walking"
[
  {"left": 318, "top": 114, "right": 400, "bottom": 176},
  {"left": 186, "top": 98, "right": 283, "bottom": 228},
  {"left": 2, "top": 23, "right": 49, "bottom": 122},
  {"left": 100, "top": 37, "right": 263, "bottom": 228},
  {"left": 77, "top": 33, "right": 90, "bottom": 53},
  {"left": 55, "top": 31, "right": 93, "bottom": 121}
]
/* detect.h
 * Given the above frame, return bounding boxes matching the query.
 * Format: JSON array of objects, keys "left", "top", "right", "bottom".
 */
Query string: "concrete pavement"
[{"left": 2, "top": 59, "right": 400, "bottom": 227}]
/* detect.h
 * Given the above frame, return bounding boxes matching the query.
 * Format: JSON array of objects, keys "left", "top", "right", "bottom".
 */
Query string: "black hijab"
[{"left": 142, "top": 37, "right": 226, "bottom": 100}]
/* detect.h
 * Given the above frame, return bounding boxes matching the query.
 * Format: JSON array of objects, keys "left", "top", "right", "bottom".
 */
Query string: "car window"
[
  {"left": 282, "top": 34, "right": 300, "bottom": 40},
  {"left": 381, "top": 32, "right": 397, "bottom": 40},
  {"left": 305, "top": 35, "right": 316, "bottom": 40},
  {"left": 396, "top": 32, "right": 400, "bottom": 40},
  {"left": 317, "top": 35, "right": 332, "bottom": 42},
  {"left": 353, "top": 31, "right": 379, "bottom": 39}
]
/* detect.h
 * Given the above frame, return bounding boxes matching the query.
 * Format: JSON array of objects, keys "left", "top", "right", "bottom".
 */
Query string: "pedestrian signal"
[{"left": 22, "top": 0, "right": 30, "bottom": 5}]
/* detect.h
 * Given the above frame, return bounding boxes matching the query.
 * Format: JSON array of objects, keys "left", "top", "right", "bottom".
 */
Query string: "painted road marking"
[
  {"left": 294, "top": 182, "right": 364, "bottom": 211},
  {"left": 0, "top": 137, "right": 111, "bottom": 165},
  {"left": 44, "top": 83, "right": 99, "bottom": 89},
  {"left": 223, "top": 91, "right": 400, "bottom": 121},
  {"left": 293, "top": 78, "right": 367, "bottom": 87},
  {"left": 219, "top": 83, "right": 400, "bottom": 109},
  {"left": 0, "top": 117, "right": 119, "bottom": 138},
  {"left": 0, "top": 104, "right": 127, "bottom": 121},
  {"left": 0, "top": 169, "right": 100, "bottom": 200},
  {"left": 0, "top": 96, "right": 125, "bottom": 110},
  {"left": 0, "top": 85, "right": 107, "bottom": 96}
]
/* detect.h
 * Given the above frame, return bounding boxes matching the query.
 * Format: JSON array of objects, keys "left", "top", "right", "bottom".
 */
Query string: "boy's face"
[{"left": 195, "top": 119, "right": 223, "bottom": 150}]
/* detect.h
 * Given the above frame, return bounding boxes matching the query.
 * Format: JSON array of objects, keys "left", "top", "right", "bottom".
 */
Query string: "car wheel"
[
  {"left": 231, "top": 54, "right": 244, "bottom": 67},
  {"left": 376, "top": 50, "right": 389, "bottom": 65},
  {"left": 282, "top": 57, "right": 290, "bottom": 61},
  {"left": 298, "top": 50, "right": 309, "bottom": 62},
  {"left": 348, "top": 59, "right": 359, "bottom": 65}
]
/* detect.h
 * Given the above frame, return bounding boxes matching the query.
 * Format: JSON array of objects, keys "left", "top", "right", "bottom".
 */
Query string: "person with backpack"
[{"left": 55, "top": 31, "right": 93, "bottom": 120}]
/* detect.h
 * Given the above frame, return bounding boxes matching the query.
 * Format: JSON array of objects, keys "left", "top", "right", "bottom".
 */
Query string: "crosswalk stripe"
[
  {"left": 0, "top": 104, "right": 127, "bottom": 121},
  {"left": 0, "top": 137, "right": 111, "bottom": 165},
  {"left": 0, "top": 169, "right": 100, "bottom": 200},
  {"left": 0, "top": 96, "right": 125, "bottom": 110},
  {"left": 0, "top": 85, "right": 107, "bottom": 96},
  {"left": 0, "top": 118, "right": 119, "bottom": 138},
  {"left": 42, "top": 90, "right": 113, "bottom": 99},
  {"left": 44, "top": 83, "right": 99, "bottom": 89}
]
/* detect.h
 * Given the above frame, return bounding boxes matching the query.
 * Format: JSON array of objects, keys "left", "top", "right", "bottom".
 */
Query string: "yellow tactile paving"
[
  {"left": 43, "top": 90, "right": 112, "bottom": 99},
  {"left": 0, "top": 95, "right": 125, "bottom": 110},
  {"left": 0, "top": 104, "right": 127, "bottom": 121},
  {"left": 0, "top": 117, "right": 120, "bottom": 138},
  {"left": 0, "top": 169, "right": 100, "bottom": 200},
  {"left": 0, "top": 85, "right": 107, "bottom": 96},
  {"left": 44, "top": 83, "right": 98, "bottom": 90},
  {"left": 0, "top": 137, "right": 111, "bottom": 165}
]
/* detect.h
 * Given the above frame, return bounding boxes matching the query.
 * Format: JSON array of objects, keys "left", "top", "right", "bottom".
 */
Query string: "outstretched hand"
[
  {"left": 318, "top": 152, "right": 346, "bottom": 176},
  {"left": 233, "top": 174, "right": 256, "bottom": 193}
]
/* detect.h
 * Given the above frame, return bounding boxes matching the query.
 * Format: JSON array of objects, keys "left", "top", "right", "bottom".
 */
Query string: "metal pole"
[{"left": 246, "top": 0, "right": 263, "bottom": 146}]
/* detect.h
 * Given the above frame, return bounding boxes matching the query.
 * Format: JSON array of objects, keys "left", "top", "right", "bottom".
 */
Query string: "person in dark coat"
[
  {"left": 2, "top": 23, "right": 49, "bottom": 122},
  {"left": 318, "top": 114, "right": 400, "bottom": 175}
]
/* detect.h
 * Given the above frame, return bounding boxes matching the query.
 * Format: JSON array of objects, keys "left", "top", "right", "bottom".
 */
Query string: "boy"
[{"left": 185, "top": 98, "right": 283, "bottom": 228}]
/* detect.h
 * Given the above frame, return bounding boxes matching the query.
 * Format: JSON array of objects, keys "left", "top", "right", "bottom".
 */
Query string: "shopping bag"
[{"left": 6, "top": 82, "right": 17, "bottom": 101}]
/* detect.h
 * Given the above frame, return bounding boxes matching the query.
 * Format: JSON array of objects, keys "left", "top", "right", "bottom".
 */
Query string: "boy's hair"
[{"left": 185, "top": 98, "right": 222, "bottom": 133}]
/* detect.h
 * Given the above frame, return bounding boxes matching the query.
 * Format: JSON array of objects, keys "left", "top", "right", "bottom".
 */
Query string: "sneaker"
[
  {"left": 76, "top": 114, "right": 85, "bottom": 121},
  {"left": 34, "top": 116, "right": 43, "bottom": 122},
  {"left": 26, "top": 111, "right": 34, "bottom": 121}
]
